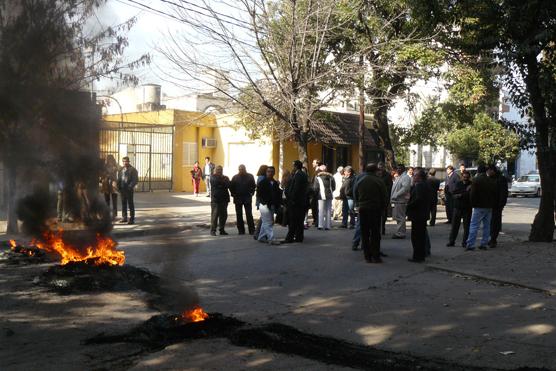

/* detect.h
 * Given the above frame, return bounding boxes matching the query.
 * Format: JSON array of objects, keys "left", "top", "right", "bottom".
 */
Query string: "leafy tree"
[
  {"left": 445, "top": 112, "right": 520, "bottom": 164},
  {"left": 415, "top": 0, "right": 556, "bottom": 241}
]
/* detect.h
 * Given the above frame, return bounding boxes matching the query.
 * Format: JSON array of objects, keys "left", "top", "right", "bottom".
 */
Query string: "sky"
[
  {"left": 94, "top": 0, "right": 186, "bottom": 96},
  {"left": 94, "top": 0, "right": 249, "bottom": 97}
]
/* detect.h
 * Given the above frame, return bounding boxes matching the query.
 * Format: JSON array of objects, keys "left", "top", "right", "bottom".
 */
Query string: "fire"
[
  {"left": 31, "top": 229, "right": 125, "bottom": 266},
  {"left": 182, "top": 306, "right": 209, "bottom": 323},
  {"left": 9, "top": 239, "right": 36, "bottom": 256},
  {"left": 9, "top": 240, "right": 17, "bottom": 249}
]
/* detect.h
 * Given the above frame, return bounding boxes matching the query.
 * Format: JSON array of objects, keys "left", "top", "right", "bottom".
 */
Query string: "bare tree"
[{"left": 158, "top": 0, "right": 354, "bottom": 165}]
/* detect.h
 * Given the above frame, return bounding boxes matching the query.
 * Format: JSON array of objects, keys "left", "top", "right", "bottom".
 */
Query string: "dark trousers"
[
  {"left": 445, "top": 193, "right": 453, "bottom": 222},
  {"left": 490, "top": 207, "right": 504, "bottom": 244},
  {"left": 430, "top": 199, "right": 438, "bottom": 226},
  {"left": 449, "top": 208, "right": 471, "bottom": 245},
  {"left": 286, "top": 206, "right": 305, "bottom": 242},
  {"left": 310, "top": 197, "right": 319, "bottom": 225},
  {"left": 104, "top": 193, "right": 118, "bottom": 219},
  {"left": 121, "top": 189, "right": 135, "bottom": 221},
  {"left": 359, "top": 207, "right": 382, "bottom": 261},
  {"left": 235, "top": 200, "right": 255, "bottom": 233},
  {"left": 411, "top": 218, "right": 427, "bottom": 261},
  {"left": 211, "top": 202, "right": 228, "bottom": 232}
]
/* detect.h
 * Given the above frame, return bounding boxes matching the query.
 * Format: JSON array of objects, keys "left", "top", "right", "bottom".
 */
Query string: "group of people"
[
  {"left": 99, "top": 155, "right": 138, "bottom": 224},
  {"left": 203, "top": 158, "right": 509, "bottom": 265}
]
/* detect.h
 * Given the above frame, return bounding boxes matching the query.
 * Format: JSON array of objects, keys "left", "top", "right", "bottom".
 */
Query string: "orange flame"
[
  {"left": 31, "top": 229, "right": 124, "bottom": 266},
  {"left": 182, "top": 307, "right": 209, "bottom": 323},
  {"left": 9, "top": 240, "right": 17, "bottom": 250}
]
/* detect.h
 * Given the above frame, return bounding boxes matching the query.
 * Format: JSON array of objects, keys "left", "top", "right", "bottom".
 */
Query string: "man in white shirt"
[{"left": 390, "top": 164, "right": 412, "bottom": 239}]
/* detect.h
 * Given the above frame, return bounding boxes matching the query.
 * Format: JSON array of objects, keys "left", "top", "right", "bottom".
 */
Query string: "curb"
[{"left": 426, "top": 264, "right": 555, "bottom": 296}]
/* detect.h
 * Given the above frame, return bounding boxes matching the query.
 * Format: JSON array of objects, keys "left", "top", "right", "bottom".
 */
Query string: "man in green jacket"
[{"left": 354, "top": 163, "right": 388, "bottom": 263}]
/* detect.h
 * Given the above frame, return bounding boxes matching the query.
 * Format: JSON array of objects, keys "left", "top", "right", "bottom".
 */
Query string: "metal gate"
[{"left": 100, "top": 121, "right": 174, "bottom": 191}]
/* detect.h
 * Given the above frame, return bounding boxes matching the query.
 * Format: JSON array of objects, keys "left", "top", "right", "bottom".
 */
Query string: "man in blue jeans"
[{"left": 466, "top": 164, "right": 497, "bottom": 250}]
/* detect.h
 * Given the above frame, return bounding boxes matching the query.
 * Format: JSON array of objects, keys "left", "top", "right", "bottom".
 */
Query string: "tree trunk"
[
  {"left": 296, "top": 131, "right": 309, "bottom": 168},
  {"left": 375, "top": 102, "right": 396, "bottom": 170},
  {"left": 5, "top": 159, "right": 18, "bottom": 235},
  {"left": 358, "top": 85, "right": 365, "bottom": 173},
  {"left": 525, "top": 56, "right": 554, "bottom": 242},
  {"left": 529, "top": 147, "right": 556, "bottom": 241}
]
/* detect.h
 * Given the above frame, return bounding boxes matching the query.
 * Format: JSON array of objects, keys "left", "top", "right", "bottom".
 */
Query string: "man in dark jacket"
[
  {"left": 230, "top": 164, "right": 256, "bottom": 235},
  {"left": 489, "top": 167, "right": 509, "bottom": 248},
  {"left": 256, "top": 166, "right": 282, "bottom": 243},
  {"left": 354, "top": 163, "right": 388, "bottom": 263},
  {"left": 210, "top": 165, "right": 231, "bottom": 236},
  {"left": 118, "top": 156, "right": 139, "bottom": 225},
  {"left": 447, "top": 170, "right": 472, "bottom": 247},
  {"left": 406, "top": 169, "right": 431, "bottom": 262},
  {"left": 284, "top": 160, "right": 309, "bottom": 243},
  {"left": 377, "top": 162, "right": 393, "bottom": 235},
  {"left": 427, "top": 169, "right": 441, "bottom": 226},
  {"left": 444, "top": 165, "right": 459, "bottom": 223},
  {"left": 465, "top": 165, "right": 497, "bottom": 250}
]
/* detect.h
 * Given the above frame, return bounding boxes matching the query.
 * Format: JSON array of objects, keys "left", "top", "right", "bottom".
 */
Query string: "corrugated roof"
[{"left": 310, "top": 111, "right": 380, "bottom": 148}]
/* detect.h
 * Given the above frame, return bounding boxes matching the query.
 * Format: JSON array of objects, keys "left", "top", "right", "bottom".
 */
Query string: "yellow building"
[{"left": 101, "top": 109, "right": 383, "bottom": 193}]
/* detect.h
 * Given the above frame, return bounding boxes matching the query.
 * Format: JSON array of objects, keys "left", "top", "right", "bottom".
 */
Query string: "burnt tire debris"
[
  {"left": 37, "top": 261, "right": 161, "bottom": 295},
  {"left": 85, "top": 313, "right": 547, "bottom": 371}
]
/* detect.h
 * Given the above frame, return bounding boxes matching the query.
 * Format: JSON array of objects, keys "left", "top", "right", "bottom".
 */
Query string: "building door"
[{"left": 322, "top": 146, "right": 334, "bottom": 171}]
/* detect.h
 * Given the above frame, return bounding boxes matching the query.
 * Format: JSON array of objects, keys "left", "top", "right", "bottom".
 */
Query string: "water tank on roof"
[{"left": 142, "top": 84, "right": 161, "bottom": 105}]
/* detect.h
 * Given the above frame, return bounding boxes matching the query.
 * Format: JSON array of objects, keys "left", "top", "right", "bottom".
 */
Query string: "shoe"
[
  {"left": 238, "top": 231, "right": 245, "bottom": 235},
  {"left": 349, "top": 225, "right": 355, "bottom": 230},
  {"left": 210, "top": 231, "right": 217, "bottom": 236},
  {"left": 379, "top": 252, "right": 388, "bottom": 257},
  {"left": 465, "top": 247, "right": 475, "bottom": 251},
  {"left": 282, "top": 239, "right": 294, "bottom": 244},
  {"left": 220, "top": 230, "right": 229, "bottom": 235},
  {"left": 444, "top": 221, "right": 451, "bottom": 224},
  {"left": 206, "top": 194, "right": 211, "bottom": 197},
  {"left": 489, "top": 241, "right": 497, "bottom": 248},
  {"left": 479, "top": 245, "right": 487, "bottom": 250},
  {"left": 446, "top": 242, "right": 455, "bottom": 247},
  {"left": 127, "top": 220, "right": 135, "bottom": 225},
  {"left": 120, "top": 219, "right": 128, "bottom": 223},
  {"left": 392, "top": 235, "right": 405, "bottom": 239},
  {"left": 462, "top": 242, "right": 467, "bottom": 248},
  {"left": 429, "top": 223, "right": 435, "bottom": 227},
  {"left": 339, "top": 225, "right": 347, "bottom": 229},
  {"left": 352, "top": 244, "right": 359, "bottom": 251},
  {"left": 325, "top": 228, "right": 330, "bottom": 231},
  {"left": 368, "top": 257, "right": 383, "bottom": 263},
  {"left": 318, "top": 227, "right": 323, "bottom": 230},
  {"left": 407, "top": 258, "right": 424, "bottom": 263}
]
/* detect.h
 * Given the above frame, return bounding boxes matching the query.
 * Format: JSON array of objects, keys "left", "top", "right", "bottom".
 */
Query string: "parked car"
[
  {"left": 509, "top": 173, "right": 541, "bottom": 197},
  {"left": 438, "top": 168, "right": 477, "bottom": 205}
]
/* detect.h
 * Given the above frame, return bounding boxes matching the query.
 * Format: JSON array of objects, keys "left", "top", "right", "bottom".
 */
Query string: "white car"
[{"left": 509, "top": 173, "right": 541, "bottom": 197}]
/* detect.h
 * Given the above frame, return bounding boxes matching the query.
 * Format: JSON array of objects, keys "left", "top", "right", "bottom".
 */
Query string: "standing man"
[
  {"left": 377, "top": 162, "right": 393, "bottom": 235},
  {"left": 465, "top": 165, "right": 497, "bottom": 250},
  {"left": 209, "top": 165, "right": 230, "bottom": 236},
  {"left": 390, "top": 164, "right": 412, "bottom": 239},
  {"left": 444, "top": 165, "right": 459, "bottom": 224},
  {"left": 489, "top": 166, "right": 508, "bottom": 248},
  {"left": 447, "top": 170, "right": 472, "bottom": 247},
  {"left": 458, "top": 163, "right": 466, "bottom": 176},
  {"left": 204, "top": 156, "right": 215, "bottom": 197},
  {"left": 354, "top": 163, "right": 388, "bottom": 263},
  {"left": 427, "top": 169, "right": 441, "bottom": 226},
  {"left": 332, "top": 166, "right": 344, "bottom": 221},
  {"left": 230, "top": 164, "right": 256, "bottom": 235},
  {"left": 284, "top": 160, "right": 309, "bottom": 243},
  {"left": 406, "top": 169, "right": 431, "bottom": 262},
  {"left": 118, "top": 156, "right": 138, "bottom": 225}
]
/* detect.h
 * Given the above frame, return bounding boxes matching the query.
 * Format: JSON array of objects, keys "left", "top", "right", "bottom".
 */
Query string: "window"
[{"left": 183, "top": 142, "right": 198, "bottom": 166}]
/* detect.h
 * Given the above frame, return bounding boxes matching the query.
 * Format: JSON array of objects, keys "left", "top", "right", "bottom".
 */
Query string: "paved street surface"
[{"left": 2, "top": 192, "right": 555, "bottom": 370}]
